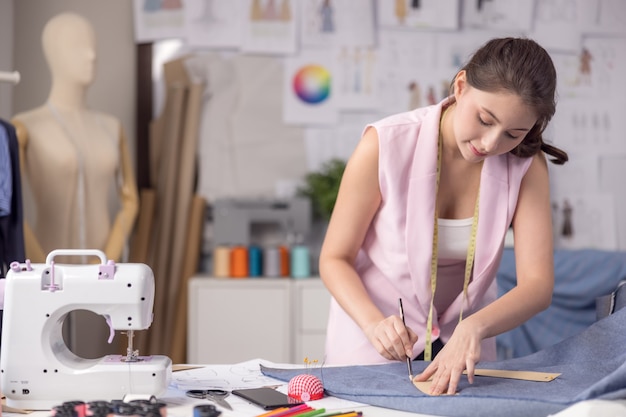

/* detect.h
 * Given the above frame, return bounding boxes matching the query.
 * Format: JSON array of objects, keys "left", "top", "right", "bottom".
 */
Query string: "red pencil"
[{"left": 274, "top": 404, "right": 314, "bottom": 417}]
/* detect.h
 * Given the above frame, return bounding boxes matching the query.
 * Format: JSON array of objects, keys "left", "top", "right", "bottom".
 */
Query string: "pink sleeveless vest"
[{"left": 324, "top": 98, "right": 533, "bottom": 365}]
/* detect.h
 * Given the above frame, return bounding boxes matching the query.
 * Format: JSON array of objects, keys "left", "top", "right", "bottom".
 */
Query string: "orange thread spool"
[
  {"left": 230, "top": 246, "right": 249, "bottom": 278},
  {"left": 279, "top": 245, "right": 290, "bottom": 277}
]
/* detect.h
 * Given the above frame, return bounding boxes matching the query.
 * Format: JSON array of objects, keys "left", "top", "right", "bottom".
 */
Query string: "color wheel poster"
[{"left": 283, "top": 49, "right": 338, "bottom": 125}]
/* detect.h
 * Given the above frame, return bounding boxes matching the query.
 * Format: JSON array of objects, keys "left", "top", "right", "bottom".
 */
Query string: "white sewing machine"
[{"left": 0, "top": 249, "right": 172, "bottom": 410}]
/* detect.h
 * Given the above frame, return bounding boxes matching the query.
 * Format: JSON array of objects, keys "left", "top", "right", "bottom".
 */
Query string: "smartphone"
[{"left": 232, "top": 387, "right": 304, "bottom": 410}]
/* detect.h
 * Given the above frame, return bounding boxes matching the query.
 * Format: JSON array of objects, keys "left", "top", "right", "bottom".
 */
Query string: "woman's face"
[{"left": 452, "top": 70, "right": 537, "bottom": 162}]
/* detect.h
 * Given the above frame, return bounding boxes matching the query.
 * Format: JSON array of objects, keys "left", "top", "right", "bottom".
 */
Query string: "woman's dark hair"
[{"left": 460, "top": 37, "right": 568, "bottom": 165}]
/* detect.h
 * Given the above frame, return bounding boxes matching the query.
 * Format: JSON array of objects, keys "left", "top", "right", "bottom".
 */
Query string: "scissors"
[{"left": 186, "top": 389, "right": 233, "bottom": 411}]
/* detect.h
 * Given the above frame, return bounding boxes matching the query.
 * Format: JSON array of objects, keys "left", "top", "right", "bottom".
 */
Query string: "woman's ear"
[{"left": 453, "top": 70, "right": 467, "bottom": 99}]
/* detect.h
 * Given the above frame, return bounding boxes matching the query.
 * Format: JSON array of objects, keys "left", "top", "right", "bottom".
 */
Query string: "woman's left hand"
[{"left": 413, "top": 320, "right": 482, "bottom": 395}]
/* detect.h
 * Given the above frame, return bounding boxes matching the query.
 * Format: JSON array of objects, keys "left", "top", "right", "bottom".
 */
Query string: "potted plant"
[{"left": 297, "top": 158, "right": 346, "bottom": 221}]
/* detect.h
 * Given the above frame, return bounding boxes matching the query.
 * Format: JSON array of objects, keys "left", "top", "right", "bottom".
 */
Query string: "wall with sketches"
[{"left": 133, "top": 0, "right": 626, "bottom": 250}]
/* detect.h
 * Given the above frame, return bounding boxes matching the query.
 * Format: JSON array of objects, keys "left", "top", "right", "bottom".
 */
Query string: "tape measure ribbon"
[{"left": 424, "top": 105, "right": 480, "bottom": 361}]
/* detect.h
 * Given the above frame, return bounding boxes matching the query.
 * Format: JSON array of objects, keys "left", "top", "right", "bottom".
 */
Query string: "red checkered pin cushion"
[{"left": 288, "top": 374, "right": 324, "bottom": 401}]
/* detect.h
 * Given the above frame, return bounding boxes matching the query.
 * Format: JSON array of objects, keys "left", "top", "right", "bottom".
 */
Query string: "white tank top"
[
  {"left": 435, "top": 217, "right": 473, "bottom": 314},
  {"left": 437, "top": 217, "right": 473, "bottom": 261}
]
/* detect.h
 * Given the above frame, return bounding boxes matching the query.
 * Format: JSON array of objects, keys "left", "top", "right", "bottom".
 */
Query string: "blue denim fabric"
[
  {"left": 497, "top": 248, "right": 626, "bottom": 359},
  {"left": 262, "top": 307, "right": 626, "bottom": 417}
]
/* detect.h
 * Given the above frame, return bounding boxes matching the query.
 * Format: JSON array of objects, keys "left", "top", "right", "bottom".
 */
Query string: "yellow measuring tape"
[{"left": 424, "top": 106, "right": 480, "bottom": 361}]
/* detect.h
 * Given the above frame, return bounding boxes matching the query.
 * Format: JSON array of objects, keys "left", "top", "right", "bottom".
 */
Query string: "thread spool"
[
  {"left": 127, "top": 399, "right": 166, "bottom": 417},
  {"left": 194, "top": 404, "right": 220, "bottom": 417},
  {"left": 112, "top": 403, "right": 135, "bottom": 416},
  {"left": 85, "top": 401, "right": 115, "bottom": 417},
  {"left": 60, "top": 401, "right": 87, "bottom": 417},
  {"left": 279, "top": 245, "right": 290, "bottom": 277},
  {"left": 263, "top": 247, "right": 281, "bottom": 277},
  {"left": 248, "top": 245, "right": 263, "bottom": 277},
  {"left": 290, "top": 245, "right": 310, "bottom": 278},
  {"left": 230, "top": 245, "right": 249, "bottom": 277},
  {"left": 213, "top": 245, "right": 230, "bottom": 277}
]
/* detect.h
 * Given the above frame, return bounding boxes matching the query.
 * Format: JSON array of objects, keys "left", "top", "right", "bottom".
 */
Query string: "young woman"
[{"left": 319, "top": 37, "right": 568, "bottom": 396}]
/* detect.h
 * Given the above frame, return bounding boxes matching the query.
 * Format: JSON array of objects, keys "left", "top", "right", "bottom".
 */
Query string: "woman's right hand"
[{"left": 364, "top": 315, "right": 418, "bottom": 361}]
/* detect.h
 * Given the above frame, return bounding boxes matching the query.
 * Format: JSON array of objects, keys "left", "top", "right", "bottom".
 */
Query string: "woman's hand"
[
  {"left": 364, "top": 315, "right": 418, "bottom": 361},
  {"left": 414, "top": 319, "right": 482, "bottom": 395}
]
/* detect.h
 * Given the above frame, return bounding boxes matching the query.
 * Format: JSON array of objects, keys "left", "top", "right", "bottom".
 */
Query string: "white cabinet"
[
  {"left": 187, "top": 277, "right": 331, "bottom": 364},
  {"left": 293, "top": 280, "right": 331, "bottom": 363}
]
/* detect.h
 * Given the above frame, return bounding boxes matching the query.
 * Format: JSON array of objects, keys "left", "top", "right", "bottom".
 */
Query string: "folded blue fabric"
[
  {"left": 497, "top": 248, "right": 626, "bottom": 358},
  {"left": 262, "top": 307, "right": 626, "bottom": 417}
]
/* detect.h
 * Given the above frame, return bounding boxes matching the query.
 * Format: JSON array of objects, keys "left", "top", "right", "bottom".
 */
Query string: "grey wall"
[{"left": 0, "top": 0, "right": 15, "bottom": 120}]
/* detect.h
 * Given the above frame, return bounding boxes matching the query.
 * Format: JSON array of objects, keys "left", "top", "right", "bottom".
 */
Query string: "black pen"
[{"left": 398, "top": 298, "right": 414, "bottom": 381}]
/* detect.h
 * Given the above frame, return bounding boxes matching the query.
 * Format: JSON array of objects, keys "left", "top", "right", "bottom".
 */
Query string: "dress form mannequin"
[{"left": 12, "top": 12, "right": 138, "bottom": 264}]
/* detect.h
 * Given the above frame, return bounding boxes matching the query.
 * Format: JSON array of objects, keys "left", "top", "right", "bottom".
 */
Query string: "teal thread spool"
[
  {"left": 290, "top": 245, "right": 310, "bottom": 279},
  {"left": 248, "top": 245, "right": 262, "bottom": 277}
]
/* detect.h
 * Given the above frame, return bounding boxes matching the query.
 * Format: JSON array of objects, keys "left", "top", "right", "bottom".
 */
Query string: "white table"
[{"left": 5, "top": 360, "right": 626, "bottom": 417}]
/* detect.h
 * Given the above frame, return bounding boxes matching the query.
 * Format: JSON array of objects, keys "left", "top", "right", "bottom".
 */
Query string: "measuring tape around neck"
[{"left": 423, "top": 106, "right": 480, "bottom": 361}]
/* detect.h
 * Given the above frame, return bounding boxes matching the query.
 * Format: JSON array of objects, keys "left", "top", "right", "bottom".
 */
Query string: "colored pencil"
[
  {"left": 295, "top": 408, "right": 326, "bottom": 417},
  {"left": 256, "top": 407, "right": 290, "bottom": 417},
  {"left": 316, "top": 411, "right": 362, "bottom": 417},
  {"left": 256, "top": 404, "right": 312, "bottom": 417},
  {"left": 275, "top": 405, "right": 315, "bottom": 417}
]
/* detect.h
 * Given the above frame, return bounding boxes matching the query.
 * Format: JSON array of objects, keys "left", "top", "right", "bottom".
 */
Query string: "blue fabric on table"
[
  {"left": 262, "top": 307, "right": 626, "bottom": 417},
  {"left": 496, "top": 248, "right": 626, "bottom": 359}
]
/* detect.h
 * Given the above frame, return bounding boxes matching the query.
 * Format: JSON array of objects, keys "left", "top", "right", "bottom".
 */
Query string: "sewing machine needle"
[{"left": 398, "top": 298, "right": 414, "bottom": 381}]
